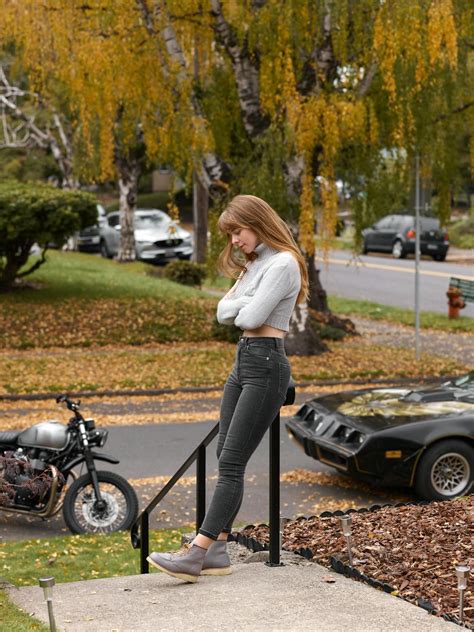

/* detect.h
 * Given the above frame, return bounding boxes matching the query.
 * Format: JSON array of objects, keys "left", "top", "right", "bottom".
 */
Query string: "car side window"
[
  {"left": 391, "top": 216, "right": 405, "bottom": 230},
  {"left": 108, "top": 214, "right": 120, "bottom": 227},
  {"left": 376, "top": 216, "right": 393, "bottom": 229}
]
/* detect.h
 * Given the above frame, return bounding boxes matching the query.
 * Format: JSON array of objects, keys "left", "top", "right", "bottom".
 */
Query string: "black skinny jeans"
[{"left": 198, "top": 336, "right": 291, "bottom": 540}]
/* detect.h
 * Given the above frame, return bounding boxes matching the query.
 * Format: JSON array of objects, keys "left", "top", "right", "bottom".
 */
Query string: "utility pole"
[{"left": 414, "top": 152, "right": 421, "bottom": 361}]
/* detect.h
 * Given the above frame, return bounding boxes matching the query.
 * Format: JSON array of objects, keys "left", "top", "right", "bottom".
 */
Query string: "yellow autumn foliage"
[{"left": 1, "top": 0, "right": 472, "bottom": 249}]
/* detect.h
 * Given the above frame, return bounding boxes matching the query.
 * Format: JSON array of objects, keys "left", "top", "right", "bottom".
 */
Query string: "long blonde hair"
[{"left": 217, "top": 194, "right": 309, "bottom": 304}]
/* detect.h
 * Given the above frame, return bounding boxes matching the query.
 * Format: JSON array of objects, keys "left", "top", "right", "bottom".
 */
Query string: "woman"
[{"left": 148, "top": 194, "right": 308, "bottom": 583}]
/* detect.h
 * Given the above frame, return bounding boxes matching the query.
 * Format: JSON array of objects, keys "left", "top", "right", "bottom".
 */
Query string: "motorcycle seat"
[{"left": 0, "top": 431, "right": 21, "bottom": 445}]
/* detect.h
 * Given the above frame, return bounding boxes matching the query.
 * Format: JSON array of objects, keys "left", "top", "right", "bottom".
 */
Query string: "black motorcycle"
[{"left": 0, "top": 395, "right": 138, "bottom": 534}]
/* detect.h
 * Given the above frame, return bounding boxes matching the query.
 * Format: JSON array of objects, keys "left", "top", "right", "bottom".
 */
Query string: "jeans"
[{"left": 198, "top": 336, "right": 291, "bottom": 540}]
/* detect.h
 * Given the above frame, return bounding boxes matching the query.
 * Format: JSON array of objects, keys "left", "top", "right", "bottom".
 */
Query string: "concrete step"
[{"left": 6, "top": 542, "right": 458, "bottom": 632}]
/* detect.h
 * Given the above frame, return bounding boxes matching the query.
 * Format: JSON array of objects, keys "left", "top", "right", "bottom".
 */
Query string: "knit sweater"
[{"left": 216, "top": 242, "right": 301, "bottom": 332}]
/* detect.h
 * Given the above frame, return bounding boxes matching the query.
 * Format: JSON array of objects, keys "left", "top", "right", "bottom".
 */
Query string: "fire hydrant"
[{"left": 446, "top": 286, "right": 466, "bottom": 319}]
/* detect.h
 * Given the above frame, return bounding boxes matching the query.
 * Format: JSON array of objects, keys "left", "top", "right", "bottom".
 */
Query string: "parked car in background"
[
  {"left": 362, "top": 214, "right": 449, "bottom": 261},
  {"left": 76, "top": 204, "right": 107, "bottom": 252},
  {"left": 285, "top": 372, "right": 474, "bottom": 501},
  {"left": 99, "top": 209, "right": 193, "bottom": 263}
]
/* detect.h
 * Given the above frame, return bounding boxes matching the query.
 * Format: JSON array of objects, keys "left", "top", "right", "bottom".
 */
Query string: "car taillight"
[
  {"left": 406, "top": 229, "right": 415, "bottom": 238},
  {"left": 444, "top": 231, "right": 449, "bottom": 241}
]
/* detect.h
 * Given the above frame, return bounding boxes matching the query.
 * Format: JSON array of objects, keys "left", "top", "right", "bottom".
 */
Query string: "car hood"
[
  {"left": 311, "top": 388, "right": 473, "bottom": 432},
  {"left": 134, "top": 225, "right": 190, "bottom": 241}
]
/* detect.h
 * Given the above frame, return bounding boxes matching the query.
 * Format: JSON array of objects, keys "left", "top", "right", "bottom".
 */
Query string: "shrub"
[
  {"left": 449, "top": 216, "right": 474, "bottom": 249},
  {"left": 164, "top": 260, "right": 207, "bottom": 287},
  {"left": 0, "top": 180, "right": 97, "bottom": 291}
]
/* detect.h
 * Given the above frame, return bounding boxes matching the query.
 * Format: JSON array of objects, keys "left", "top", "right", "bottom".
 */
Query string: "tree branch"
[
  {"left": 17, "top": 247, "right": 48, "bottom": 278},
  {"left": 433, "top": 100, "right": 474, "bottom": 124}
]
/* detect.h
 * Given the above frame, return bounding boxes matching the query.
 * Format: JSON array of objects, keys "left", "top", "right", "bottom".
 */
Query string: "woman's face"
[{"left": 230, "top": 227, "right": 259, "bottom": 253}]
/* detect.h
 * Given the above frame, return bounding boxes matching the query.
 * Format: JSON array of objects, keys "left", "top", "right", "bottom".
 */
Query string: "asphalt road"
[
  {"left": 317, "top": 250, "right": 474, "bottom": 315},
  {"left": 0, "top": 394, "right": 414, "bottom": 541}
]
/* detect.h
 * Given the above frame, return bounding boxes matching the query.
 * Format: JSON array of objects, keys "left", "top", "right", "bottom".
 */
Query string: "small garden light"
[
  {"left": 339, "top": 515, "right": 354, "bottom": 567},
  {"left": 455, "top": 565, "right": 470, "bottom": 623},
  {"left": 38, "top": 576, "right": 56, "bottom": 632}
]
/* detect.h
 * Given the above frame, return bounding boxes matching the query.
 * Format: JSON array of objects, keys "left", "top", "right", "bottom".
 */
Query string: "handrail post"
[
  {"left": 267, "top": 411, "right": 282, "bottom": 566},
  {"left": 196, "top": 444, "right": 206, "bottom": 531},
  {"left": 140, "top": 512, "right": 149, "bottom": 574}
]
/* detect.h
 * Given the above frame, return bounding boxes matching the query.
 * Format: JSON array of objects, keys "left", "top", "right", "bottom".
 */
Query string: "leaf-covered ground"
[
  {"left": 239, "top": 497, "right": 474, "bottom": 628},
  {"left": 0, "top": 297, "right": 216, "bottom": 348},
  {"left": 0, "top": 338, "right": 465, "bottom": 396}
]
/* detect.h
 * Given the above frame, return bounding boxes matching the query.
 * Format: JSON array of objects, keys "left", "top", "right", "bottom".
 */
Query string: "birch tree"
[
  {"left": 1, "top": 1, "right": 215, "bottom": 261},
  {"left": 0, "top": 65, "right": 79, "bottom": 189}
]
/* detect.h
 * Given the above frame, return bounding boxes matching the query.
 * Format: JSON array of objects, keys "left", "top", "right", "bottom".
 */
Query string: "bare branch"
[
  {"left": 17, "top": 247, "right": 48, "bottom": 278},
  {"left": 434, "top": 101, "right": 474, "bottom": 124}
]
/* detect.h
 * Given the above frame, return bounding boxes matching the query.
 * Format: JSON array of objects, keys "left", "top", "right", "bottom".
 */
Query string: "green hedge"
[{"left": 0, "top": 180, "right": 97, "bottom": 290}]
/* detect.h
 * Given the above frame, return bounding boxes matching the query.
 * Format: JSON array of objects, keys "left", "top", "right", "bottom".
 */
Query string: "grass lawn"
[
  {"left": 0, "top": 527, "right": 186, "bottom": 630},
  {"left": 0, "top": 250, "right": 471, "bottom": 353},
  {"left": 328, "top": 296, "right": 474, "bottom": 333},
  {"left": 0, "top": 340, "right": 465, "bottom": 397},
  {"left": 8, "top": 250, "right": 206, "bottom": 302},
  {"left": 0, "top": 590, "right": 49, "bottom": 632},
  {"left": 0, "top": 251, "right": 218, "bottom": 349}
]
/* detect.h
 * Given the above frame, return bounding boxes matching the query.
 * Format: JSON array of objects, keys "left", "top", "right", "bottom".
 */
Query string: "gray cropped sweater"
[{"left": 216, "top": 242, "right": 301, "bottom": 332}]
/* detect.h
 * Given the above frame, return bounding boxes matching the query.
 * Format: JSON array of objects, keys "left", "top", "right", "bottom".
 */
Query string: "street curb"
[{"left": 0, "top": 374, "right": 458, "bottom": 402}]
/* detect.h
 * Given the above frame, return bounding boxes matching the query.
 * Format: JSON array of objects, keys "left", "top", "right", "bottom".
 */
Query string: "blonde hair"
[{"left": 217, "top": 194, "right": 309, "bottom": 304}]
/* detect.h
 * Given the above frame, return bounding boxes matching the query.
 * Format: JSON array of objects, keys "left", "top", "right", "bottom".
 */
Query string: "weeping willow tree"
[
  {"left": 0, "top": 0, "right": 215, "bottom": 260},
  {"left": 2, "top": 1, "right": 473, "bottom": 352}
]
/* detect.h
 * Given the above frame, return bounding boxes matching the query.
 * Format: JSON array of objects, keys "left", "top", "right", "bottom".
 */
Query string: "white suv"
[{"left": 99, "top": 209, "right": 193, "bottom": 263}]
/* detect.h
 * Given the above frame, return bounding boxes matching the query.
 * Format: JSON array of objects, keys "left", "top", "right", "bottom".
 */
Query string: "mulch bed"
[{"left": 237, "top": 497, "right": 474, "bottom": 629}]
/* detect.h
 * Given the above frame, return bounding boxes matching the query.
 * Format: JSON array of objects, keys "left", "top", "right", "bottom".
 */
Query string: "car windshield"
[
  {"left": 419, "top": 218, "right": 440, "bottom": 230},
  {"left": 135, "top": 213, "right": 171, "bottom": 229},
  {"left": 450, "top": 372, "right": 474, "bottom": 389}
]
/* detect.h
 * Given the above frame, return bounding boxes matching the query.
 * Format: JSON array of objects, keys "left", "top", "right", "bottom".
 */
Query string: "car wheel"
[
  {"left": 100, "top": 240, "right": 112, "bottom": 259},
  {"left": 414, "top": 440, "right": 473, "bottom": 501},
  {"left": 433, "top": 254, "right": 446, "bottom": 262},
  {"left": 362, "top": 240, "right": 369, "bottom": 255},
  {"left": 392, "top": 240, "right": 406, "bottom": 259}
]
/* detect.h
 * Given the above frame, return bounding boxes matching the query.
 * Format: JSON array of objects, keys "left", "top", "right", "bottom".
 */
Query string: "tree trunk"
[
  {"left": 285, "top": 301, "right": 329, "bottom": 355},
  {"left": 192, "top": 170, "right": 209, "bottom": 264},
  {"left": 307, "top": 253, "right": 329, "bottom": 312},
  {"left": 116, "top": 156, "right": 140, "bottom": 262},
  {"left": 0, "top": 245, "right": 31, "bottom": 292},
  {"left": 0, "top": 258, "right": 19, "bottom": 292}
]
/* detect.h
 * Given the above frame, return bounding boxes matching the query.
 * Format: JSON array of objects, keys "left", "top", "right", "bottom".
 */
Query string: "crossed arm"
[{"left": 216, "top": 258, "right": 299, "bottom": 329}]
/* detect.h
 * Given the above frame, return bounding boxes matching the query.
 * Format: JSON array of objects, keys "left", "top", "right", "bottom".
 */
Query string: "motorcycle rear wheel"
[{"left": 63, "top": 470, "right": 138, "bottom": 534}]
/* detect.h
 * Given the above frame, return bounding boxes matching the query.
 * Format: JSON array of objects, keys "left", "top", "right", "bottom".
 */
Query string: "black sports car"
[{"left": 285, "top": 372, "right": 474, "bottom": 500}]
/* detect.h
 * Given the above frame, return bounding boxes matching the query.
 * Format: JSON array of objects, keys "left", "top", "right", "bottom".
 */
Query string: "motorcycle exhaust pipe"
[{"left": 0, "top": 465, "right": 63, "bottom": 519}]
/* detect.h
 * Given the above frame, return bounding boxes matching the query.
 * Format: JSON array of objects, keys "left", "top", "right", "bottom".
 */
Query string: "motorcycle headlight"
[
  {"left": 98, "top": 429, "right": 108, "bottom": 447},
  {"left": 89, "top": 429, "right": 108, "bottom": 447}
]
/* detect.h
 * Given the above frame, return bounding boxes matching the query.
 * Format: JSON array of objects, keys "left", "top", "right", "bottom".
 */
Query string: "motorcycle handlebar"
[{"left": 56, "top": 395, "right": 81, "bottom": 412}]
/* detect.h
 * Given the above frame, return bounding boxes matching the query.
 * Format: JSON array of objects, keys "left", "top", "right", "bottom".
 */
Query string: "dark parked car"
[
  {"left": 76, "top": 204, "right": 107, "bottom": 252},
  {"left": 362, "top": 214, "right": 449, "bottom": 261},
  {"left": 285, "top": 372, "right": 473, "bottom": 501}
]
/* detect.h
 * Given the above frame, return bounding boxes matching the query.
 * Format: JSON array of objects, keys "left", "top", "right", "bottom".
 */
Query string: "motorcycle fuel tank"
[{"left": 18, "top": 421, "right": 69, "bottom": 450}]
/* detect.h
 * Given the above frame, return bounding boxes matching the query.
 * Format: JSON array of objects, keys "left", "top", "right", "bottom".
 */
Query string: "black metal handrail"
[{"left": 130, "top": 379, "right": 295, "bottom": 573}]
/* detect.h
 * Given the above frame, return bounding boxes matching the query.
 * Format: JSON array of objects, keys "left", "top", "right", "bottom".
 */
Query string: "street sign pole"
[{"left": 415, "top": 152, "right": 421, "bottom": 361}]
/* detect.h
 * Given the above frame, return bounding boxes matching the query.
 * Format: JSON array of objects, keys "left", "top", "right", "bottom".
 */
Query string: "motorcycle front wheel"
[{"left": 63, "top": 471, "right": 138, "bottom": 534}]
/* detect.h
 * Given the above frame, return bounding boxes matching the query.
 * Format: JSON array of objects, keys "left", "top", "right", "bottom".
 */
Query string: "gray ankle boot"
[
  {"left": 147, "top": 544, "right": 207, "bottom": 583},
  {"left": 201, "top": 540, "right": 232, "bottom": 576}
]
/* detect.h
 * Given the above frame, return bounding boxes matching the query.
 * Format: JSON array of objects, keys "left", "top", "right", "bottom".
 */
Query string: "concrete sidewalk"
[{"left": 7, "top": 542, "right": 458, "bottom": 632}]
